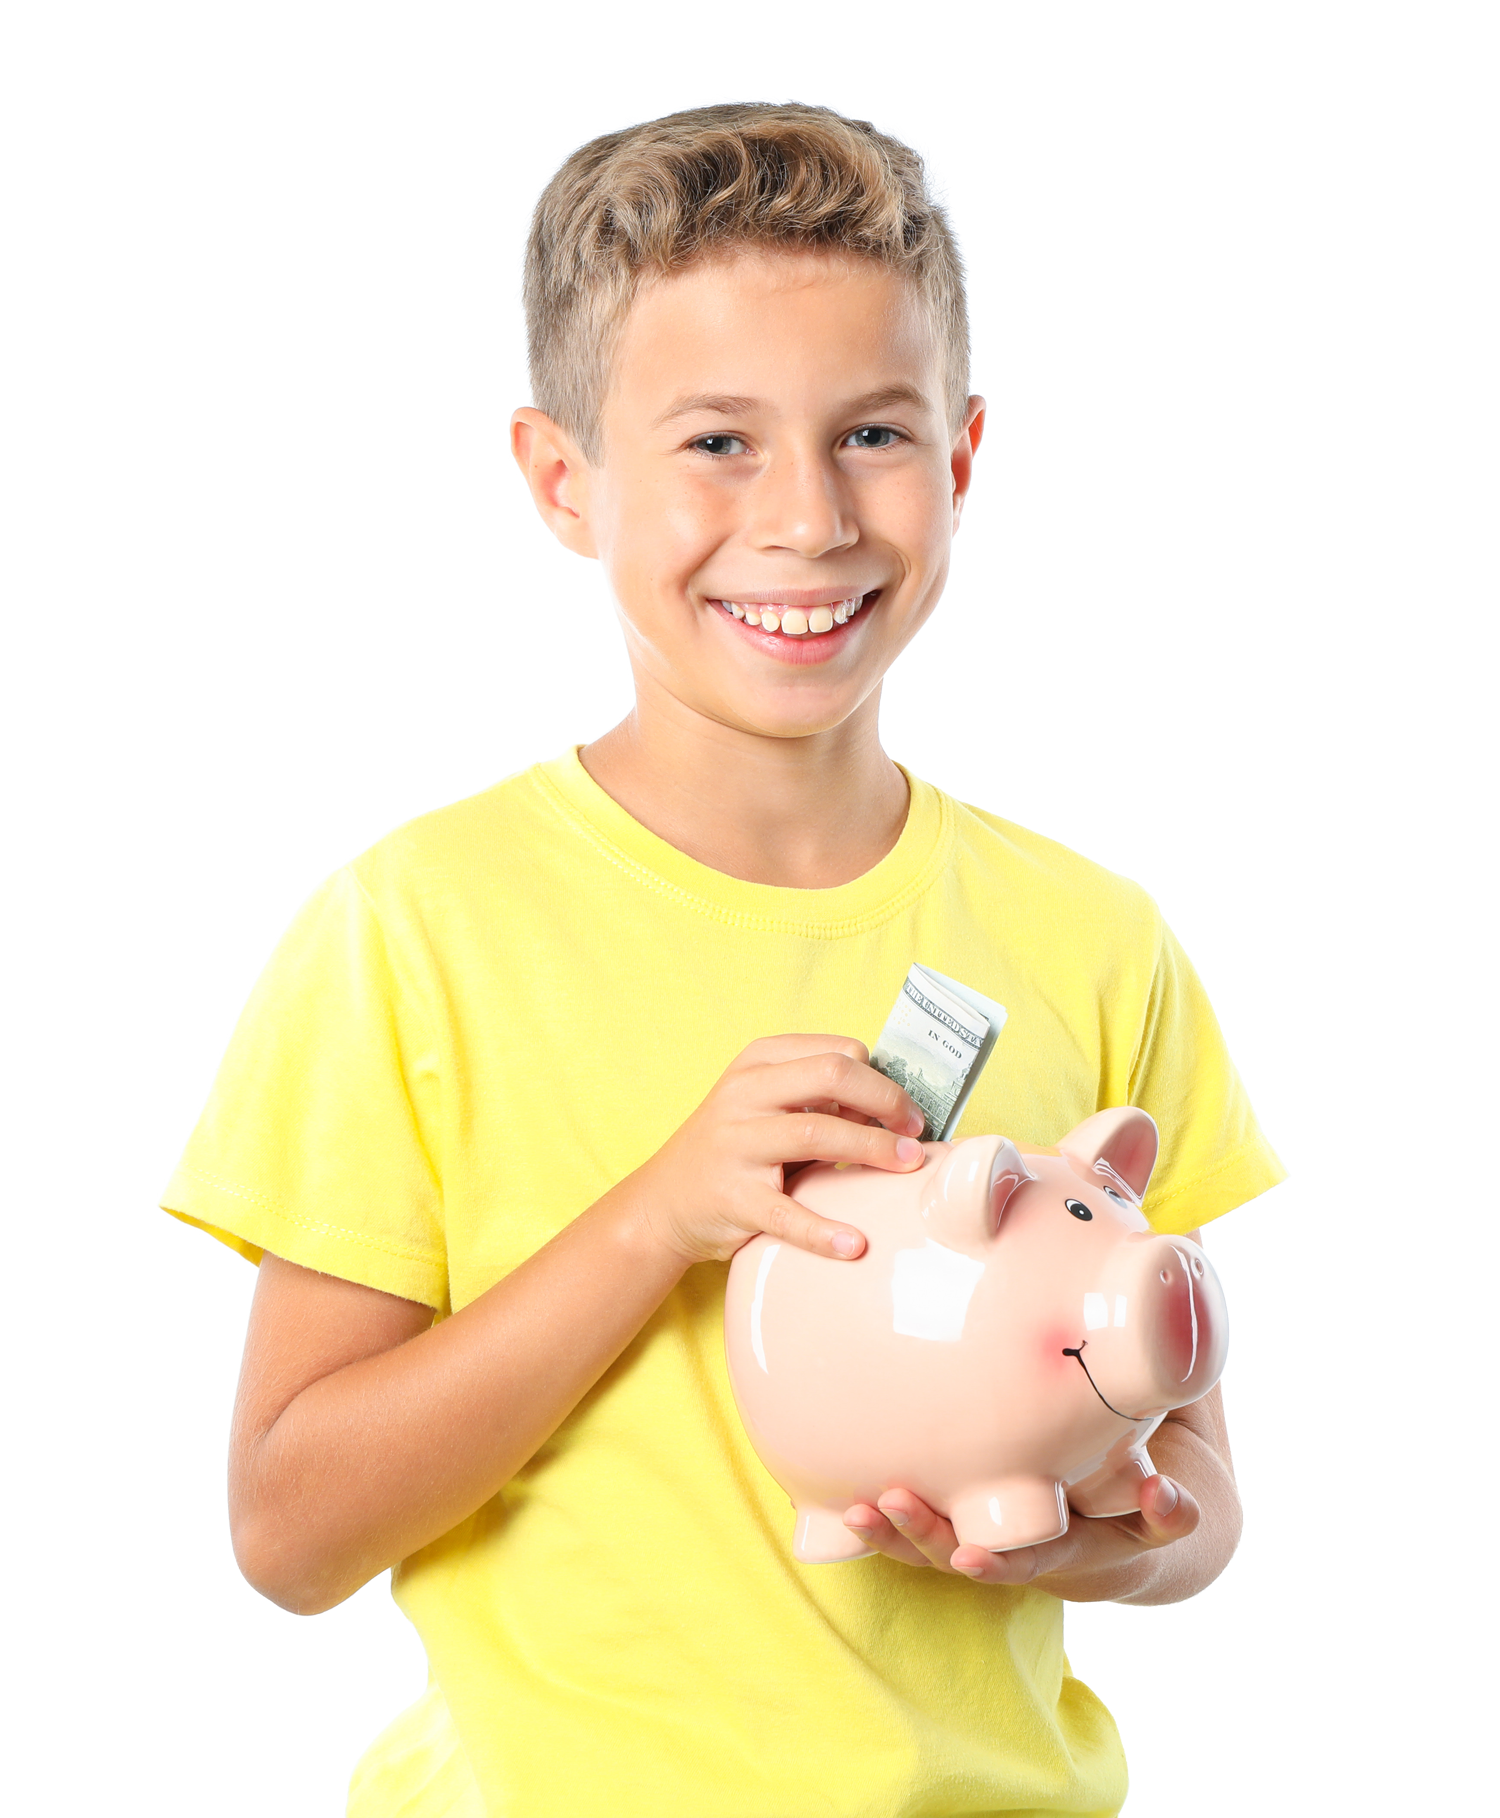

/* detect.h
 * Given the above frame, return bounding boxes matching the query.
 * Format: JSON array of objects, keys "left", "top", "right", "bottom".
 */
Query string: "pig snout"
[{"left": 1075, "top": 1235, "right": 1229, "bottom": 1418}]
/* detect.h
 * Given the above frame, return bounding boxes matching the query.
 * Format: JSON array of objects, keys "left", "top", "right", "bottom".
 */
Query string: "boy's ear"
[
  {"left": 510, "top": 408, "right": 598, "bottom": 559},
  {"left": 950, "top": 396, "right": 986, "bottom": 531}
]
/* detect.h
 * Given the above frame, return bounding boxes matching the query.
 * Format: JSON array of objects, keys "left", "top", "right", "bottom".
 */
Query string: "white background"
[{"left": 3, "top": 3, "right": 1495, "bottom": 1811}]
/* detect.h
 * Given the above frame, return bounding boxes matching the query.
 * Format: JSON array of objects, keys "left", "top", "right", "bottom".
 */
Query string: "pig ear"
[
  {"left": 920, "top": 1134, "right": 1035, "bottom": 1249},
  {"left": 1057, "top": 1107, "right": 1158, "bottom": 1201}
]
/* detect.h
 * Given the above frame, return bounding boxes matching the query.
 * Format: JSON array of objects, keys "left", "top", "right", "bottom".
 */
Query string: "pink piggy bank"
[{"left": 723, "top": 1107, "right": 1228, "bottom": 1562}]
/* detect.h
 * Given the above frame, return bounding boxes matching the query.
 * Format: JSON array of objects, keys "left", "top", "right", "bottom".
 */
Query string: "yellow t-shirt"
[{"left": 165, "top": 751, "right": 1284, "bottom": 1818}]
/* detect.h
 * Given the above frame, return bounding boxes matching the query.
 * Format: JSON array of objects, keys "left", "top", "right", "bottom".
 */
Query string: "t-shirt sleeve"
[
  {"left": 162, "top": 865, "right": 449, "bottom": 1309},
  {"left": 1129, "top": 919, "right": 1286, "bottom": 1235}
]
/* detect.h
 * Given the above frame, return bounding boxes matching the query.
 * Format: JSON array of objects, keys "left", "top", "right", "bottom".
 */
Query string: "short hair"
[{"left": 524, "top": 102, "right": 969, "bottom": 458}]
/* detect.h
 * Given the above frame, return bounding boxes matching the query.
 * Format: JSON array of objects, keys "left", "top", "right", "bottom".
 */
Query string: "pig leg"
[
  {"left": 949, "top": 1478, "right": 1069, "bottom": 1551},
  {"left": 793, "top": 1504, "right": 877, "bottom": 1564},
  {"left": 1067, "top": 1444, "right": 1156, "bottom": 1519}
]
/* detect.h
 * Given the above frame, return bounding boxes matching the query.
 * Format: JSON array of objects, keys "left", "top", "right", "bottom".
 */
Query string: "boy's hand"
[
  {"left": 841, "top": 1474, "right": 1200, "bottom": 1598},
  {"left": 629, "top": 1034, "right": 925, "bottom": 1266},
  {"left": 840, "top": 1381, "right": 1241, "bottom": 1607}
]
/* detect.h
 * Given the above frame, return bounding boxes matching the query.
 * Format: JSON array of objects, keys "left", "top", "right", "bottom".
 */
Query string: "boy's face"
[{"left": 514, "top": 251, "right": 983, "bottom": 743}]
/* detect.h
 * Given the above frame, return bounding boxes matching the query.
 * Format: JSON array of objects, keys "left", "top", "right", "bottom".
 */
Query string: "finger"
[
  {"left": 755, "top": 1191, "right": 868, "bottom": 1260},
  {"left": 958, "top": 1478, "right": 1200, "bottom": 1584},
  {"left": 735, "top": 1034, "right": 870, "bottom": 1068},
  {"left": 746, "top": 1053, "right": 923, "bottom": 1135},
  {"left": 750, "top": 1112, "right": 926, "bottom": 1175},
  {"left": 877, "top": 1486, "right": 1077, "bottom": 1585},
  {"left": 841, "top": 1503, "right": 932, "bottom": 1568},
  {"left": 949, "top": 1540, "right": 1048, "bottom": 1584},
  {"left": 1135, "top": 1474, "right": 1200, "bottom": 1546},
  {"left": 873, "top": 1490, "right": 964, "bottom": 1571}
]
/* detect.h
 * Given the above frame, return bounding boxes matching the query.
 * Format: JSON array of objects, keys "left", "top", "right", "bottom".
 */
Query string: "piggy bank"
[{"left": 723, "top": 1108, "right": 1228, "bottom": 1562}]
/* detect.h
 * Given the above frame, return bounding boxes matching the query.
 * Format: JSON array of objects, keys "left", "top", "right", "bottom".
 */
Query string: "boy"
[{"left": 166, "top": 103, "right": 1283, "bottom": 1816}]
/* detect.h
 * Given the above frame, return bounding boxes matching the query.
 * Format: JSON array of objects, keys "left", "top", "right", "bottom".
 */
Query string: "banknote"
[{"left": 870, "top": 965, "right": 1008, "bottom": 1142}]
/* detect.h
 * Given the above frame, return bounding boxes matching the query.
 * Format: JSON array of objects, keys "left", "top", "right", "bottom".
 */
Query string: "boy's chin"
[
  {"left": 637, "top": 652, "right": 884, "bottom": 744},
  {"left": 706, "top": 688, "right": 877, "bottom": 743}
]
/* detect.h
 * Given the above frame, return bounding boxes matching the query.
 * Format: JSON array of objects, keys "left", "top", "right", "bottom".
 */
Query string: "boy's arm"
[{"left": 228, "top": 1037, "right": 925, "bottom": 1615}]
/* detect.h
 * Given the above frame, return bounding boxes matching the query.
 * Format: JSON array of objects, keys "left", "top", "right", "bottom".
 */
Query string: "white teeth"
[{"left": 725, "top": 594, "right": 868, "bottom": 634}]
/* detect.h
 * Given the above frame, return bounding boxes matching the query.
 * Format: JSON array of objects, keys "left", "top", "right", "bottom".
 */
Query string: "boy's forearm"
[
  {"left": 231, "top": 1183, "right": 689, "bottom": 1615},
  {"left": 232, "top": 1040, "right": 920, "bottom": 1616}
]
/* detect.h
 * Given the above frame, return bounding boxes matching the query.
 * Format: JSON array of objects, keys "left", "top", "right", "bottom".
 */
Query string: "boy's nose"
[{"left": 749, "top": 455, "right": 857, "bottom": 559}]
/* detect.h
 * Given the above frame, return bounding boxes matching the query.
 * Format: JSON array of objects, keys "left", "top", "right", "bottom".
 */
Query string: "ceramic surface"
[{"left": 723, "top": 1108, "right": 1229, "bottom": 1561}]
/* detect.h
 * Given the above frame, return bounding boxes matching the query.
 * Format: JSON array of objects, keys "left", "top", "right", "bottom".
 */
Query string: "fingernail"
[
  {"left": 906, "top": 1112, "right": 926, "bottom": 1136},
  {"left": 877, "top": 1505, "right": 909, "bottom": 1528},
  {"left": 846, "top": 1524, "right": 874, "bottom": 1539},
  {"left": 831, "top": 1232, "right": 860, "bottom": 1258},
  {"left": 895, "top": 1137, "right": 923, "bottom": 1164},
  {"left": 957, "top": 1563, "right": 985, "bottom": 1578},
  {"left": 1152, "top": 1477, "right": 1180, "bottom": 1517}
]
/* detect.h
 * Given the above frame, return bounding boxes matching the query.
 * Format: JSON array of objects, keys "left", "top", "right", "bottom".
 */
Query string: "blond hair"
[{"left": 524, "top": 102, "right": 969, "bottom": 458}]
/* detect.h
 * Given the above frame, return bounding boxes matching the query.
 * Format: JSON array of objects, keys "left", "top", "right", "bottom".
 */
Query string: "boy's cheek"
[{"left": 590, "top": 477, "right": 723, "bottom": 585}]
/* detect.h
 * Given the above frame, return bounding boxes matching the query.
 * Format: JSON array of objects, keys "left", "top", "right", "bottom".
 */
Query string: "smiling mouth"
[
  {"left": 711, "top": 590, "right": 879, "bottom": 637},
  {"left": 1062, "top": 1342, "right": 1137, "bottom": 1422}
]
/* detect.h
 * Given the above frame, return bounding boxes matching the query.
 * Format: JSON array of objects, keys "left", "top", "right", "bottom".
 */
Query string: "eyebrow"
[
  {"left": 651, "top": 384, "right": 934, "bottom": 429},
  {"left": 652, "top": 393, "right": 760, "bottom": 428},
  {"left": 844, "top": 385, "right": 931, "bottom": 416}
]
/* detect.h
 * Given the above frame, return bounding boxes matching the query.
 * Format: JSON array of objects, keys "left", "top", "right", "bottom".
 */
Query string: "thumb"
[{"left": 1138, "top": 1474, "right": 1199, "bottom": 1545}]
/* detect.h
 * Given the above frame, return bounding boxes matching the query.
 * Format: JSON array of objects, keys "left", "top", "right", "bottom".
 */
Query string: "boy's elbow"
[{"left": 230, "top": 1508, "right": 365, "bottom": 1616}]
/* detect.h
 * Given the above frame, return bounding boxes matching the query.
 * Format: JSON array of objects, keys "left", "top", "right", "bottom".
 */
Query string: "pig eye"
[
  {"left": 1065, "top": 1198, "right": 1093, "bottom": 1221},
  {"left": 1102, "top": 1187, "right": 1130, "bottom": 1208}
]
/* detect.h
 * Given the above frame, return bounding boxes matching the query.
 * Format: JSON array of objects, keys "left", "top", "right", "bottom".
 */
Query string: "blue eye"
[
  {"left": 692, "top": 434, "right": 747, "bottom": 456},
  {"left": 1065, "top": 1198, "right": 1093, "bottom": 1221},
  {"left": 844, "top": 425, "right": 901, "bottom": 449}
]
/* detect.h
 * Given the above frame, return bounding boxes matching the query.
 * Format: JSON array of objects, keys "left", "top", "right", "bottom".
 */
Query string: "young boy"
[{"left": 166, "top": 102, "right": 1283, "bottom": 1816}]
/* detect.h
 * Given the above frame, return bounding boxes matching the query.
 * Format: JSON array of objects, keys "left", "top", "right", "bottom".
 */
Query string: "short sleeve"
[
  {"left": 1129, "top": 921, "right": 1286, "bottom": 1235},
  {"left": 162, "top": 866, "right": 449, "bottom": 1309}
]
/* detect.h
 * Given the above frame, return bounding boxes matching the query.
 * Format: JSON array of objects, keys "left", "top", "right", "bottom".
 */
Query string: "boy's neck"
[{"left": 579, "top": 687, "right": 910, "bottom": 890}]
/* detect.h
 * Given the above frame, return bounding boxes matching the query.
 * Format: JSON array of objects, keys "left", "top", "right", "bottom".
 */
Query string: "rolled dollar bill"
[{"left": 871, "top": 965, "right": 1007, "bottom": 1142}]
